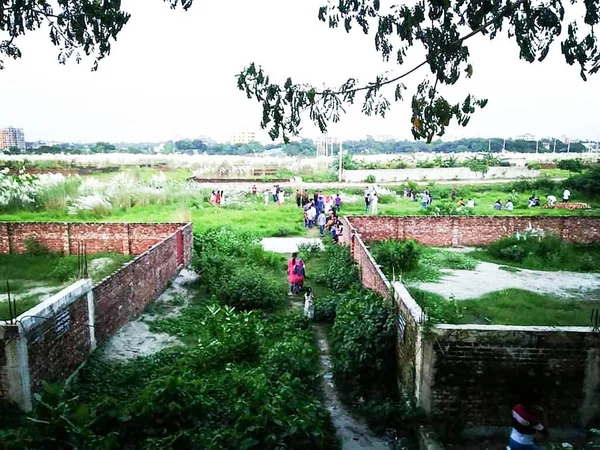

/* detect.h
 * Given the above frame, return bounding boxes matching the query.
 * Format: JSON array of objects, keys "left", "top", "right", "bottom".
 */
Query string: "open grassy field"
[{"left": 409, "top": 287, "right": 600, "bottom": 326}]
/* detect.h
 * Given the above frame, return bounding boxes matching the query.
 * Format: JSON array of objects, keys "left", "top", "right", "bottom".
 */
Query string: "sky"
[{"left": 0, "top": 0, "right": 599, "bottom": 144}]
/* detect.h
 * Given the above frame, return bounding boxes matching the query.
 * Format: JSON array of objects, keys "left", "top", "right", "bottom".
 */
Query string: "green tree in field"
[
  {"left": 557, "top": 159, "right": 585, "bottom": 173},
  {"left": 2, "top": 1, "right": 599, "bottom": 141}
]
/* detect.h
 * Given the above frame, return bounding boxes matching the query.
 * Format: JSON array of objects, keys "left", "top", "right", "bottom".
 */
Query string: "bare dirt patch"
[
  {"left": 414, "top": 261, "right": 600, "bottom": 301},
  {"left": 102, "top": 269, "right": 198, "bottom": 360}
]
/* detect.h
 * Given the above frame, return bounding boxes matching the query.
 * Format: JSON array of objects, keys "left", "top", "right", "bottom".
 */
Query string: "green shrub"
[
  {"left": 315, "top": 238, "right": 360, "bottom": 291},
  {"left": 566, "top": 164, "right": 600, "bottom": 196},
  {"left": 51, "top": 258, "right": 78, "bottom": 282},
  {"left": 499, "top": 244, "right": 526, "bottom": 262},
  {"left": 370, "top": 239, "right": 421, "bottom": 276},
  {"left": 23, "top": 238, "right": 50, "bottom": 256},
  {"left": 364, "top": 174, "right": 376, "bottom": 183},
  {"left": 273, "top": 228, "right": 293, "bottom": 237},
  {"left": 313, "top": 295, "right": 341, "bottom": 322},
  {"left": 408, "top": 288, "right": 464, "bottom": 324},
  {"left": 331, "top": 291, "right": 396, "bottom": 394},
  {"left": 557, "top": 159, "right": 585, "bottom": 173},
  {"left": 218, "top": 268, "right": 283, "bottom": 311}
]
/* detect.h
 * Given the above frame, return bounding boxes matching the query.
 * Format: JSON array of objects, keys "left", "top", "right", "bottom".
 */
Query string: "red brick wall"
[
  {"left": 0, "top": 222, "right": 188, "bottom": 256},
  {"left": 26, "top": 295, "right": 91, "bottom": 394},
  {"left": 353, "top": 237, "right": 391, "bottom": 298},
  {"left": 348, "top": 216, "right": 600, "bottom": 245},
  {"left": 92, "top": 229, "right": 185, "bottom": 343}
]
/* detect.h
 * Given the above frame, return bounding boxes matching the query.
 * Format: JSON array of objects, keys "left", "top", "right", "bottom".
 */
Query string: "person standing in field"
[
  {"left": 295, "top": 189, "right": 301, "bottom": 207},
  {"left": 562, "top": 188, "right": 571, "bottom": 202},
  {"left": 252, "top": 185, "right": 257, "bottom": 196},
  {"left": 302, "top": 189, "right": 309, "bottom": 206},
  {"left": 451, "top": 186, "right": 457, "bottom": 201},
  {"left": 317, "top": 210, "right": 327, "bottom": 237},
  {"left": 277, "top": 188, "right": 285, "bottom": 205},
  {"left": 335, "top": 193, "right": 342, "bottom": 212},
  {"left": 370, "top": 192, "right": 379, "bottom": 215},
  {"left": 264, "top": 189, "right": 270, "bottom": 205},
  {"left": 364, "top": 186, "right": 371, "bottom": 214},
  {"left": 306, "top": 202, "right": 316, "bottom": 228},
  {"left": 215, "top": 191, "right": 221, "bottom": 205}
]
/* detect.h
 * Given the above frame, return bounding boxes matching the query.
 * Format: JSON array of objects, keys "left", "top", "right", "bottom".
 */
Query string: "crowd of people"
[{"left": 300, "top": 191, "right": 344, "bottom": 241}]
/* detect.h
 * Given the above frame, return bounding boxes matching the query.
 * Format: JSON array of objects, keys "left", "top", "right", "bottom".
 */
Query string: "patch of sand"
[
  {"left": 102, "top": 269, "right": 199, "bottom": 361},
  {"left": 414, "top": 261, "right": 600, "bottom": 301}
]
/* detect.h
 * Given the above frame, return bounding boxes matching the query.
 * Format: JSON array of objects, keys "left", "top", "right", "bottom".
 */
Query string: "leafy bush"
[
  {"left": 364, "top": 174, "right": 376, "bottom": 183},
  {"left": 23, "top": 238, "right": 50, "bottom": 255},
  {"left": 315, "top": 238, "right": 360, "bottom": 291},
  {"left": 481, "top": 232, "right": 600, "bottom": 272},
  {"left": 557, "top": 159, "right": 585, "bottom": 173},
  {"left": 566, "top": 164, "right": 600, "bottom": 196},
  {"left": 499, "top": 244, "right": 526, "bottom": 262},
  {"left": 331, "top": 291, "right": 396, "bottom": 394},
  {"left": 370, "top": 239, "right": 421, "bottom": 276},
  {"left": 273, "top": 228, "right": 293, "bottom": 237},
  {"left": 217, "top": 267, "right": 283, "bottom": 311},
  {"left": 527, "top": 162, "right": 542, "bottom": 170},
  {"left": 51, "top": 258, "right": 78, "bottom": 281},
  {"left": 313, "top": 295, "right": 341, "bottom": 322}
]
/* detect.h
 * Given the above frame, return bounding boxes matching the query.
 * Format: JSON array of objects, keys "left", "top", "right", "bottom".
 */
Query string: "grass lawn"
[
  {"left": 0, "top": 253, "right": 132, "bottom": 321},
  {"left": 408, "top": 287, "right": 600, "bottom": 326}
]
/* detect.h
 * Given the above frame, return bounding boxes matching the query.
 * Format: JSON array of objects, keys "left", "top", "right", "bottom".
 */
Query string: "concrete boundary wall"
[
  {"left": 0, "top": 222, "right": 193, "bottom": 410},
  {"left": 340, "top": 215, "right": 600, "bottom": 432},
  {"left": 343, "top": 167, "right": 539, "bottom": 182}
]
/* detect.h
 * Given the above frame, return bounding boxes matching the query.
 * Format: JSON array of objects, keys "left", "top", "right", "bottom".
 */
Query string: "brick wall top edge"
[
  {"left": 345, "top": 215, "right": 596, "bottom": 219},
  {"left": 433, "top": 323, "right": 596, "bottom": 334},
  {"left": 0, "top": 222, "right": 191, "bottom": 226},
  {"left": 91, "top": 230, "right": 181, "bottom": 290},
  {"left": 355, "top": 235, "right": 392, "bottom": 290}
]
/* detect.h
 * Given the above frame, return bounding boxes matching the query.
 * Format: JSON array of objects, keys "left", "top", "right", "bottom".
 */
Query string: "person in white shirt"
[
  {"left": 306, "top": 204, "right": 317, "bottom": 228},
  {"left": 370, "top": 193, "right": 379, "bottom": 215},
  {"left": 562, "top": 189, "right": 571, "bottom": 202},
  {"left": 546, "top": 195, "right": 557, "bottom": 206},
  {"left": 466, "top": 199, "right": 475, "bottom": 208},
  {"left": 505, "top": 199, "right": 514, "bottom": 211},
  {"left": 264, "top": 189, "right": 270, "bottom": 205},
  {"left": 277, "top": 189, "right": 285, "bottom": 205}
]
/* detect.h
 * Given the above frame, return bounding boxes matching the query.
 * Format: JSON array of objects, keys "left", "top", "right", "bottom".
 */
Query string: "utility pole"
[
  {"left": 536, "top": 140, "right": 539, "bottom": 154},
  {"left": 502, "top": 139, "right": 506, "bottom": 152},
  {"left": 567, "top": 140, "right": 571, "bottom": 153},
  {"left": 338, "top": 141, "right": 343, "bottom": 182},
  {"left": 553, "top": 139, "right": 556, "bottom": 153},
  {"left": 488, "top": 139, "right": 491, "bottom": 152}
]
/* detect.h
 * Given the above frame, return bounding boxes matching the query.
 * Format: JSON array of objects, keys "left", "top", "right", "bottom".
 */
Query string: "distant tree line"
[{"left": 1, "top": 137, "right": 589, "bottom": 156}]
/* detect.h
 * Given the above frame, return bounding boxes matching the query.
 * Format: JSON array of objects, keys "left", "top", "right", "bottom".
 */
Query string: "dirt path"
[
  {"left": 102, "top": 269, "right": 198, "bottom": 360},
  {"left": 313, "top": 322, "right": 392, "bottom": 449},
  {"left": 414, "top": 261, "right": 600, "bottom": 300},
  {"left": 261, "top": 237, "right": 322, "bottom": 254}
]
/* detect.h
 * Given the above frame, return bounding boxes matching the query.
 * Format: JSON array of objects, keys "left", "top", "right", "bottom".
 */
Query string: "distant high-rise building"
[
  {"left": 1, "top": 127, "right": 25, "bottom": 150},
  {"left": 230, "top": 131, "right": 256, "bottom": 144},
  {"left": 514, "top": 133, "right": 536, "bottom": 141}
]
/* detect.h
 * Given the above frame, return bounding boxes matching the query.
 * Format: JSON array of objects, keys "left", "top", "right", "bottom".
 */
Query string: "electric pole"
[
  {"left": 536, "top": 140, "right": 539, "bottom": 154},
  {"left": 338, "top": 141, "right": 343, "bottom": 182}
]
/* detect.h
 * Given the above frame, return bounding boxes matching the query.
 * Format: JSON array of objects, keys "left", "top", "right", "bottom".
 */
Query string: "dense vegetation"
[
  {"left": 471, "top": 232, "right": 600, "bottom": 272},
  {"left": 0, "top": 230, "right": 339, "bottom": 449},
  {"left": 305, "top": 240, "right": 416, "bottom": 434}
]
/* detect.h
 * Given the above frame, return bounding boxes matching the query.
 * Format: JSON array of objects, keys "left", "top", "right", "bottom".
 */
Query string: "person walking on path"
[
  {"left": 287, "top": 253, "right": 300, "bottom": 295},
  {"left": 508, "top": 403, "right": 548, "bottom": 449},
  {"left": 317, "top": 210, "right": 327, "bottom": 237}
]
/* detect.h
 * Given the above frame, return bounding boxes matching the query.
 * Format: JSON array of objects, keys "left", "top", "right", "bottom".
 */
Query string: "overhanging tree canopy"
[{"left": 1, "top": 0, "right": 598, "bottom": 141}]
